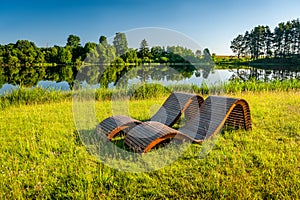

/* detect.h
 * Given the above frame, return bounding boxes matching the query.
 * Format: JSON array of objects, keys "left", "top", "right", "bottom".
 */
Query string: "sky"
[{"left": 1, "top": 0, "right": 300, "bottom": 55}]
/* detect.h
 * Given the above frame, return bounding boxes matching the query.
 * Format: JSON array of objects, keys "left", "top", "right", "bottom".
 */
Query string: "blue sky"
[{"left": 1, "top": 0, "right": 300, "bottom": 55}]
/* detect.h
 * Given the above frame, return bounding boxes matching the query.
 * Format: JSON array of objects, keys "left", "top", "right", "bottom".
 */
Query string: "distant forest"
[
  {"left": 0, "top": 33, "right": 213, "bottom": 87},
  {"left": 231, "top": 18, "right": 300, "bottom": 60},
  {"left": 2, "top": 17, "right": 299, "bottom": 88}
]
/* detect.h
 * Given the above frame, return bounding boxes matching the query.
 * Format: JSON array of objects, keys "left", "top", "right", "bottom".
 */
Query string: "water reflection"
[
  {"left": 0, "top": 80, "right": 70, "bottom": 95},
  {"left": 0, "top": 65, "right": 299, "bottom": 95},
  {"left": 0, "top": 83, "right": 19, "bottom": 95},
  {"left": 108, "top": 65, "right": 300, "bottom": 88},
  {"left": 229, "top": 67, "right": 300, "bottom": 82},
  {"left": 123, "top": 67, "right": 233, "bottom": 87},
  {"left": 37, "top": 80, "right": 70, "bottom": 91}
]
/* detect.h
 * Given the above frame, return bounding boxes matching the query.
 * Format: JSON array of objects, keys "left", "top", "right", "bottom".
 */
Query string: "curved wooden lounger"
[
  {"left": 125, "top": 96, "right": 252, "bottom": 153},
  {"left": 95, "top": 92, "right": 204, "bottom": 140}
]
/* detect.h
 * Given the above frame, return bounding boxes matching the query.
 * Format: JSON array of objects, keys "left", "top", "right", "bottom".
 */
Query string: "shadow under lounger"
[
  {"left": 124, "top": 96, "right": 252, "bottom": 153},
  {"left": 95, "top": 92, "right": 204, "bottom": 140}
]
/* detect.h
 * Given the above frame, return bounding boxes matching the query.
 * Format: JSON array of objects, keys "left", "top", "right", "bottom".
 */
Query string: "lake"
[
  {"left": 1, "top": 66, "right": 299, "bottom": 95},
  {"left": 109, "top": 65, "right": 300, "bottom": 88}
]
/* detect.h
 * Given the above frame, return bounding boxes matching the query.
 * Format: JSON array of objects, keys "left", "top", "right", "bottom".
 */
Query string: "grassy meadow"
[{"left": 0, "top": 88, "right": 299, "bottom": 199}]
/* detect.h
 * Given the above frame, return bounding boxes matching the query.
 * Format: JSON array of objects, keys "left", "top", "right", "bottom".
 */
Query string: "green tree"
[
  {"left": 151, "top": 46, "right": 166, "bottom": 62},
  {"left": 242, "top": 31, "right": 251, "bottom": 58},
  {"left": 14, "top": 40, "right": 45, "bottom": 64},
  {"left": 230, "top": 34, "right": 245, "bottom": 58},
  {"left": 83, "top": 42, "right": 98, "bottom": 63},
  {"left": 139, "top": 39, "right": 151, "bottom": 62},
  {"left": 99, "top": 36, "right": 108, "bottom": 46},
  {"left": 67, "top": 34, "right": 81, "bottom": 47},
  {"left": 273, "top": 22, "right": 285, "bottom": 57},
  {"left": 113, "top": 32, "right": 128, "bottom": 56},
  {"left": 252, "top": 26, "right": 266, "bottom": 59},
  {"left": 43, "top": 46, "right": 59, "bottom": 63},
  {"left": 121, "top": 49, "right": 139, "bottom": 65},
  {"left": 291, "top": 19, "right": 300, "bottom": 54},
  {"left": 84, "top": 42, "right": 97, "bottom": 53},
  {"left": 264, "top": 26, "right": 274, "bottom": 57},
  {"left": 283, "top": 21, "right": 293, "bottom": 56},
  {"left": 57, "top": 47, "right": 72, "bottom": 64},
  {"left": 66, "top": 35, "right": 84, "bottom": 63},
  {"left": 96, "top": 43, "right": 116, "bottom": 65}
]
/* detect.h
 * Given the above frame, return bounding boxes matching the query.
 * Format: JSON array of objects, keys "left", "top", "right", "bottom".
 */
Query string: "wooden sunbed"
[
  {"left": 95, "top": 92, "right": 204, "bottom": 140},
  {"left": 124, "top": 96, "right": 252, "bottom": 153}
]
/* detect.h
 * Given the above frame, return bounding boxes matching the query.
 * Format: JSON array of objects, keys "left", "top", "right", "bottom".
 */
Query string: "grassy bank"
[{"left": 0, "top": 91, "right": 299, "bottom": 199}]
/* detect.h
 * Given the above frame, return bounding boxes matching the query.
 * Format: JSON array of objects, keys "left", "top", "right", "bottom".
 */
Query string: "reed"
[{"left": 1, "top": 79, "right": 299, "bottom": 108}]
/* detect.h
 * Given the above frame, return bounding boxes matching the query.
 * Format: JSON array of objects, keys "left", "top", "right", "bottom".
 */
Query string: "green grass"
[{"left": 0, "top": 91, "right": 299, "bottom": 199}]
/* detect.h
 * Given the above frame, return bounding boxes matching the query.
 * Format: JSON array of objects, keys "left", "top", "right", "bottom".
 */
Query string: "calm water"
[
  {"left": 117, "top": 66, "right": 300, "bottom": 88},
  {"left": 1, "top": 66, "right": 299, "bottom": 95}
]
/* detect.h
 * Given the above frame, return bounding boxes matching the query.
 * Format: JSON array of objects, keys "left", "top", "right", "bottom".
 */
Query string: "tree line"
[
  {"left": 0, "top": 33, "right": 213, "bottom": 87},
  {"left": 230, "top": 18, "right": 300, "bottom": 60}
]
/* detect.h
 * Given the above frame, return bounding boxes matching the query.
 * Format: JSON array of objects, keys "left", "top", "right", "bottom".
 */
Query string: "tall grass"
[
  {"left": 224, "top": 78, "right": 300, "bottom": 93},
  {"left": 129, "top": 83, "right": 171, "bottom": 99},
  {"left": 0, "top": 87, "right": 71, "bottom": 108},
  {"left": 1, "top": 79, "right": 299, "bottom": 108}
]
